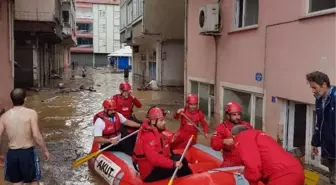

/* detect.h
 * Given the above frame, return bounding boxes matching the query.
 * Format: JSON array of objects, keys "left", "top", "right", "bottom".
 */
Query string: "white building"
[
  {"left": 71, "top": 0, "right": 120, "bottom": 67},
  {"left": 120, "top": 0, "right": 185, "bottom": 86}
]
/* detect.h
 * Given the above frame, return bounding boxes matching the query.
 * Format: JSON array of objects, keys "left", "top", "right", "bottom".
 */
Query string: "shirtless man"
[{"left": 0, "top": 88, "right": 50, "bottom": 185}]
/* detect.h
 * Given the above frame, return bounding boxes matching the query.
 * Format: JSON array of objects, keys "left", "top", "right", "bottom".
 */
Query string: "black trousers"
[
  {"left": 144, "top": 154, "right": 193, "bottom": 182},
  {"left": 322, "top": 158, "right": 335, "bottom": 184},
  {"left": 120, "top": 116, "right": 142, "bottom": 155}
]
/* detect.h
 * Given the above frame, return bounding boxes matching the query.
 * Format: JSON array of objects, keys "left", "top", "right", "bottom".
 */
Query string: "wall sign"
[
  {"left": 255, "top": 72, "right": 263, "bottom": 82},
  {"left": 271, "top": 96, "right": 276, "bottom": 103},
  {"left": 95, "top": 155, "right": 121, "bottom": 184}
]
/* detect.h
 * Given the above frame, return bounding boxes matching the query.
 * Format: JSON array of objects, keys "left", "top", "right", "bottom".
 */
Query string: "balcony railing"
[
  {"left": 76, "top": 44, "right": 93, "bottom": 48},
  {"left": 62, "top": 0, "right": 71, "bottom": 4},
  {"left": 15, "top": 11, "right": 57, "bottom": 22}
]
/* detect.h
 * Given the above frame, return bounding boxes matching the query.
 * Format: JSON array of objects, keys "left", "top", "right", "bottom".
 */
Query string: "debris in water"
[{"left": 41, "top": 96, "right": 60, "bottom": 103}]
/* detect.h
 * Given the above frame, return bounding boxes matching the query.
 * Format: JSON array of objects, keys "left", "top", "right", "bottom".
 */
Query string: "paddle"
[
  {"left": 72, "top": 129, "right": 139, "bottom": 168},
  {"left": 180, "top": 113, "right": 208, "bottom": 138},
  {"left": 167, "top": 135, "right": 194, "bottom": 185}
]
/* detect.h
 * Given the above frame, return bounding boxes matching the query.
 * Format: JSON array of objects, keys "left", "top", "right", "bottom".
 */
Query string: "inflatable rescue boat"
[{"left": 88, "top": 143, "right": 262, "bottom": 185}]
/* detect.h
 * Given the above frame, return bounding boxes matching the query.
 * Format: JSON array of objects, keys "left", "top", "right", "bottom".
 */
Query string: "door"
[
  {"left": 281, "top": 99, "right": 329, "bottom": 171},
  {"left": 148, "top": 62, "right": 156, "bottom": 80}
]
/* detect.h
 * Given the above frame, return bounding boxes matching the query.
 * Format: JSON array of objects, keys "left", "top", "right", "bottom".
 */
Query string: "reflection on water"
[{"left": 0, "top": 69, "right": 215, "bottom": 185}]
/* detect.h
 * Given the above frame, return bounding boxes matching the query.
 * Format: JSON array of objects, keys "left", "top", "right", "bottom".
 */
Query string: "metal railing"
[{"left": 15, "top": 11, "right": 57, "bottom": 22}]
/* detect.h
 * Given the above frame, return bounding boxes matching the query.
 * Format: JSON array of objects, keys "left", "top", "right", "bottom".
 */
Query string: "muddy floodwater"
[{"left": 0, "top": 68, "right": 214, "bottom": 185}]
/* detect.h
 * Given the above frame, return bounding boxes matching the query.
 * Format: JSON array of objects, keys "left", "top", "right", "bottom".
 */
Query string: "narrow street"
[{"left": 0, "top": 68, "right": 208, "bottom": 185}]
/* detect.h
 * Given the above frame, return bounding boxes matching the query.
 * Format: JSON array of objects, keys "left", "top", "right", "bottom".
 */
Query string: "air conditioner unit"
[{"left": 198, "top": 4, "right": 220, "bottom": 35}]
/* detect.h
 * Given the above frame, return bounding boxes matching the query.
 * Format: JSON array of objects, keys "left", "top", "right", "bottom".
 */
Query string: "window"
[
  {"left": 190, "top": 80, "right": 215, "bottom": 120},
  {"left": 114, "top": 25, "right": 119, "bottom": 33},
  {"left": 308, "top": 0, "right": 335, "bottom": 13},
  {"left": 114, "top": 18, "right": 120, "bottom": 26},
  {"left": 76, "top": 23, "right": 93, "bottom": 33},
  {"left": 127, "top": 2, "right": 132, "bottom": 24},
  {"left": 233, "top": 0, "right": 259, "bottom": 29},
  {"left": 139, "top": 0, "right": 143, "bottom": 15},
  {"left": 99, "top": 10, "right": 106, "bottom": 18},
  {"left": 76, "top": 7, "right": 93, "bottom": 19},
  {"left": 62, "top": 11, "right": 70, "bottom": 24},
  {"left": 77, "top": 38, "right": 93, "bottom": 47},
  {"left": 223, "top": 88, "right": 263, "bottom": 129},
  {"left": 99, "top": 39, "right": 106, "bottom": 47},
  {"left": 121, "top": 5, "right": 127, "bottom": 28},
  {"left": 133, "top": 0, "right": 138, "bottom": 19},
  {"left": 255, "top": 97, "right": 263, "bottom": 130},
  {"left": 113, "top": 40, "right": 120, "bottom": 47},
  {"left": 99, "top": 24, "right": 106, "bottom": 33}
]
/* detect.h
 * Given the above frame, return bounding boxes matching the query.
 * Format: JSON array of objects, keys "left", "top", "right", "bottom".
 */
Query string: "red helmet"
[
  {"left": 186, "top": 93, "right": 198, "bottom": 104},
  {"left": 147, "top": 107, "right": 165, "bottom": 120},
  {"left": 225, "top": 102, "right": 242, "bottom": 114},
  {"left": 119, "top": 82, "right": 131, "bottom": 91},
  {"left": 103, "top": 99, "right": 117, "bottom": 110}
]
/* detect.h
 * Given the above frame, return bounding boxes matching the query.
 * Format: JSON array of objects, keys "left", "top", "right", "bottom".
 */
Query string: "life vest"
[
  {"left": 113, "top": 94, "right": 134, "bottom": 119},
  {"left": 132, "top": 120, "right": 171, "bottom": 169},
  {"left": 93, "top": 111, "right": 121, "bottom": 138}
]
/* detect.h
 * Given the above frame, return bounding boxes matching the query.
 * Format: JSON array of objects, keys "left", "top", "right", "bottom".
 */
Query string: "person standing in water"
[{"left": 0, "top": 88, "right": 50, "bottom": 185}]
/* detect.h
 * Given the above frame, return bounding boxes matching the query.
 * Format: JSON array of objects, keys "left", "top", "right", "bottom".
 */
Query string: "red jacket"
[
  {"left": 173, "top": 109, "right": 209, "bottom": 148},
  {"left": 234, "top": 130, "right": 303, "bottom": 185},
  {"left": 210, "top": 120, "right": 253, "bottom": 167},
  {"left": 112, "top": 94, "right": 142, "bottom": 119},
  {"left": 132, "top": 120, "right": 174, "bottom": 180}
]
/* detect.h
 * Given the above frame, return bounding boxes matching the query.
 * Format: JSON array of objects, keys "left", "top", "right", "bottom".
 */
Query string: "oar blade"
[{"left": 71, "top": 151, "right": 100, "bottom": 168}]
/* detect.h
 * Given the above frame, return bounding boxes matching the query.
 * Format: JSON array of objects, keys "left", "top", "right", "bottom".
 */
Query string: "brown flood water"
[{"left": 0, "top": 68, "right": 214, "bottom": 185}]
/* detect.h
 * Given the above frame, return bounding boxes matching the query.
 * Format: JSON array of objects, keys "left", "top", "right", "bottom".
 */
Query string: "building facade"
[
  {"left": 0, "top": 0, "right": 15, "bottom": 110},
  {"left": 120, "top": 0, "right": 185, "bottom": 86},
  {"left": 71, "top": 0, "right": 120, "bottom": 67},
  {"left": 14, "top": 0, "right": 76, "bottom": 88},
  {"left": 187, "top": 0, "right": 335, "bottom": 171}
]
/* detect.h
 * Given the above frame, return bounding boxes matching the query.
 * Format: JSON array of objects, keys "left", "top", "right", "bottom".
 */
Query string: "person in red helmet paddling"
[
  {"left": 231, "top": 125, "right": 304, "bottom": 185},
  {"left": 112, "top": 81, "right": 142, "bottom": 154},
  {"left": 132, "top": 106, "right": 193, "bottom": 182},
  {"left": 171, "top": 93, "right": 209, "bottom": 149},
  {"left": 93, "top": 99, "right": 141, "bottom": 155},
  {"left": 210, "top": 102, "right": 253, "bottom": 167}
]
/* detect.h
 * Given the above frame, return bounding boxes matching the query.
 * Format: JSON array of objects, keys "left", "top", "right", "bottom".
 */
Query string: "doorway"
[
  {"left": 281, "top": 100, "right": 307, "bottom": 153},
  {"left": 280, "top": 99, "right": 329, "bottom": 171}
]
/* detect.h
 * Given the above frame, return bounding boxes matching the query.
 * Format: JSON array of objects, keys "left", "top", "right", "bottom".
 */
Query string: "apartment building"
[
  {"left": 71, "top": 0, "right": 120, "bottom": 67},
  {"left": 14, "top": 0, "right": 76, "bottom": 88},
  {"left": 187, "top": 0, "right": 335, "bottom": 171},
  {"left": 120, "top": 0, "right": 185, "bottom": 86},
  {"left": 0, "top": 0, "right": 15, "bottom": 110}
]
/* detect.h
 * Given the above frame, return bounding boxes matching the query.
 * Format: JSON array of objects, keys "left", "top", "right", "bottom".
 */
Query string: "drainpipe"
[
  {"left": 213, "top": 0, "right": 222, "bottom": 122},
  {"left": 8, "top": 0, "right": 14, "bottom": 79},
  {"left": 184, "top": 0, "right": 188, "bottom": 102}
]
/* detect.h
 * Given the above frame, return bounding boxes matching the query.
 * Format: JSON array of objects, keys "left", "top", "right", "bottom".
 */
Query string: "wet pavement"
[{"left": 0, "top": 67, "right": 211, "bottom": 185}]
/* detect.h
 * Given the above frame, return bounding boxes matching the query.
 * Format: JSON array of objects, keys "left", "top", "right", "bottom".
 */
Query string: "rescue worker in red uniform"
[
  {"left": 210, "top": 102, "right": 253, "bottom": 167},
  {"left": 171, "top": 93, "right": 209, "bottom": 149},
  {"left": 231, "top": 125, "right": 304, "bottom": 185},
  {"left": 133, "top": 106, "right": 193, "bottom": 182},
  {"left": 93, "top": 99, "right": 141, "bottom": 155},
  {"left": 112, "top": 82, "right": 142, "bottom": 155}
]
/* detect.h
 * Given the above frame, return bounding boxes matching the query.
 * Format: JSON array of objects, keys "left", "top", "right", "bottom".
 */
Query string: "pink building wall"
[
  {"left": 187, "top": 0, "right": 335, "bottom": 137},
  {"left": 0, "top": 1, "right": 14, "bottom": 109}
]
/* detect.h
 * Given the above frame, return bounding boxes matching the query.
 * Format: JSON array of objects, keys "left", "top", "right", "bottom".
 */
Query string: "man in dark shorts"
[{"left": 0, "top": 88, "right": 50, "bottom": 185}]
